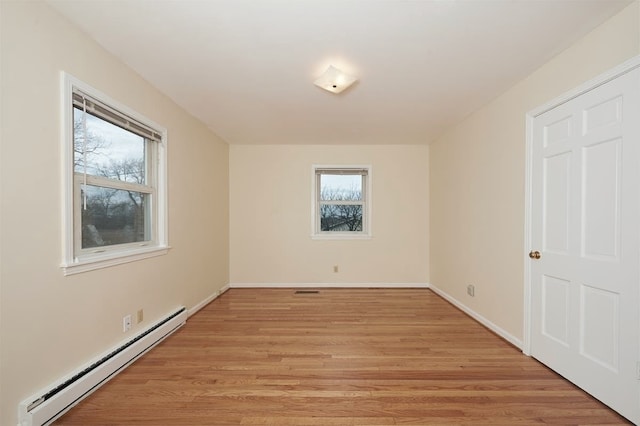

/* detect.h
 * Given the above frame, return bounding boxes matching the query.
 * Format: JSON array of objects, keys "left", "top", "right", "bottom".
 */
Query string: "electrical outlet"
[
  {"left": 333, "top": 265, "right": 339, "bottom": 273},
  {"left": 137, "top": 309, "right": 144, "bottom": 323},
  {"left": 123, "top": 314, "right": 132, "bottom": 332},
  {"left": 467, "top": 284, "right": 475, "bottom": 297}
]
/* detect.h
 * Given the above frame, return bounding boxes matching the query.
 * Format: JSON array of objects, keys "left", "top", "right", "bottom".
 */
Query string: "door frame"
[{"left": 523, "top": 55, "right": 640, "bottom": 356}]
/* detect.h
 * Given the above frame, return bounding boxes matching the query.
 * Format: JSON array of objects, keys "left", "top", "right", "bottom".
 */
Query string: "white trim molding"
[
  {"left": 188, "top": 284, "right": 231, "bottom": 317},
  {"left": 62, "top": 246, "right": 170, "bottom": 276},
  {"left": 229, "top": 282, "right": 430, "bottom": 289},
  {"left": 429, "top": 283, "right": 523, "bottom": 350}
]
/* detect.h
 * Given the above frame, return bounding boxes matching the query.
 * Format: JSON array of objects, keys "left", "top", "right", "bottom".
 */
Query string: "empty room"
[{"left": 2, "top": 0, "right": 640, "bottom": 424}]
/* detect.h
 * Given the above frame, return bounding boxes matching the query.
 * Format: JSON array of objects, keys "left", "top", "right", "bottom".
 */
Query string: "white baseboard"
[
  {"left": 428, "top": 283, "right": 523, "bottom": 350},
  {"left": 229, "top": 282, "right": 430, "bottom": 288},
  {"left": 188, "top": 284, "right": 230, "bottom": 317}
]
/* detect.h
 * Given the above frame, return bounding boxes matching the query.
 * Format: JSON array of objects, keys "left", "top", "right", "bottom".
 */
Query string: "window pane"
[
  {"left": 320, "top": 203, "right": 363, "bottom": 232},
  {"left": 320, "top": 174, "right": 362, "bottom": 201},
  {"left": 81, "top": 185, "right": 149, "bottom": 249},
  {"left": 74, "top": 107, "right": 146, "bottom": 184}
]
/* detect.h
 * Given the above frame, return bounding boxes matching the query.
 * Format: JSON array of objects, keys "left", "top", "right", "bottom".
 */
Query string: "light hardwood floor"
[{"left": 55, "top": 288, "right": 630, "bottom": 425}]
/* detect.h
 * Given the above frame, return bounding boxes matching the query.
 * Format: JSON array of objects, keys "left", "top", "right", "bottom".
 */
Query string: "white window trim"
[
  {"left": 311, "top": 164, "right": 372, "bottom": 240},
  {"left": 61, "top": 72, "right": 169, "bottom": 275}
]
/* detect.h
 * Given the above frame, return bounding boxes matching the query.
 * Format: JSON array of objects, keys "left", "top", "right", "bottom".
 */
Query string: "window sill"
[
  {"left": 62, "top": 245, "right": 170, "bottom": 276},
  {"left": 311, "top": 233, "right": 372, "bottom": 240}
]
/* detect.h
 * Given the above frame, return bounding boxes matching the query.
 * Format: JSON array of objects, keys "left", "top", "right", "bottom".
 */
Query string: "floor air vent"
[
  {"left": 295, "top": 290, "right": 320, "bottom": 294},
  {"left": 19, "top": 307, "right": 187, "bottom": 426}
]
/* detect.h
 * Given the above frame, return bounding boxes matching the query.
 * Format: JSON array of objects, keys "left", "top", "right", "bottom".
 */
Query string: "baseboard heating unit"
[{"left": 18, "top": 307, "right": 187, "bottom": 426}]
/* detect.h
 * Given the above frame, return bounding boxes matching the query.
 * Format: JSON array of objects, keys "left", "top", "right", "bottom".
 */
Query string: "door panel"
[
  {"left": 541, "top": 274, "right": 570, "bottom": 346},
  {"left": 543, "top": 152, "right": 571, "bottom": 254},
  {"left": 582, "top": 138, "right": 621, "bottom": 260},
  {"left": 580, "top": 284, "right": 619, "bottom": 371},
  {"left": 583, "top": 95, "right": 622, "bottom": 133},
  {"left": 530, "top": 67, "right": 640, "bottom": 423}
]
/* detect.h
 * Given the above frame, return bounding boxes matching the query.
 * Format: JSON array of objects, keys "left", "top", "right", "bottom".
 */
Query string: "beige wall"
[
  {"left": 230, "top": 145, "right": 429, "bottom": 284},
  {"left": 0, "top": 2, "right": 229, "bottom": 425},
  {"left": 429, "top": 2, "right": 640, "bottom": 342}
]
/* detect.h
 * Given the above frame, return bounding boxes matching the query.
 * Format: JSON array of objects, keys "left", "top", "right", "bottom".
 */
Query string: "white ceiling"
[{"left": 48, "top": 0, "right": 632, "bottom": 145}]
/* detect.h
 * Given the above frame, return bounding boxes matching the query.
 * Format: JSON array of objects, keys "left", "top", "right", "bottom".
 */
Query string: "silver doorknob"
[{"left": 529, "top": 250, "right": 541, "bottom": 259}]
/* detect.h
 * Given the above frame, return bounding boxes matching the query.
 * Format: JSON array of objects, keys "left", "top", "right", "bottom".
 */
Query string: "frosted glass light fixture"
[{"left": 314, "top": 65, "right": 357, "bottom": 94}]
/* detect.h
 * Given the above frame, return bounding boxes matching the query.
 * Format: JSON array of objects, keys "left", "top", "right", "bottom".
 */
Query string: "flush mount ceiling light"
[{"left": 314, "top": 65, "right": 357, "bottom": 94}]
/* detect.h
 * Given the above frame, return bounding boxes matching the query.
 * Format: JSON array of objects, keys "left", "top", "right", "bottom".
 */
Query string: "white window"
[
  {"left": 62, "top": 74, "right": 168, "bottom": 275},
  {"left": 312, "top": 166, "right": 371, "bottom": 239}
]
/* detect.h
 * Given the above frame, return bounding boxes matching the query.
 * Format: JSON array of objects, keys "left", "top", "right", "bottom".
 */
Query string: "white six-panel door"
[{"left": 528, "top": 64, "right": 640, "bottom": 423}]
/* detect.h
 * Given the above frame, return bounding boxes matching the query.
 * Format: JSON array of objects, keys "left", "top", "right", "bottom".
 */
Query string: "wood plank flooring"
[{"left": 55, "top": 288, "right": 630, "bottom": 425}]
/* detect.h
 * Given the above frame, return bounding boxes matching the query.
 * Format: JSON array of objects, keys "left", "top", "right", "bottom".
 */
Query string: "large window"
[
  {"left": 62, "top": 74, "right": 168, "bottom": 274},
  {"left": 312, "top": 166, "right": 371, "bottom": 238}
]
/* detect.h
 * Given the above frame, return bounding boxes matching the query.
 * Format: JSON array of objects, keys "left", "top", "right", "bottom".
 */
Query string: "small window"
[
  {"left": 312, "top": 166, "right": 371, "bottom": 238},
  {"left": 62, "top": 74, "right": 168, "bottom": 274}
]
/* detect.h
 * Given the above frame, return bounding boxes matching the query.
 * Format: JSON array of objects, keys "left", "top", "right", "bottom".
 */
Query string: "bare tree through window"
[
  {"left": 316, "top": 169, "right": 368, "bottom": 234},
  {"left": 74, "top": 107, "right": 149, "bottom": 249},
  {"left": 320, "top": 185, "right": 363, "bottom": 231}
]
